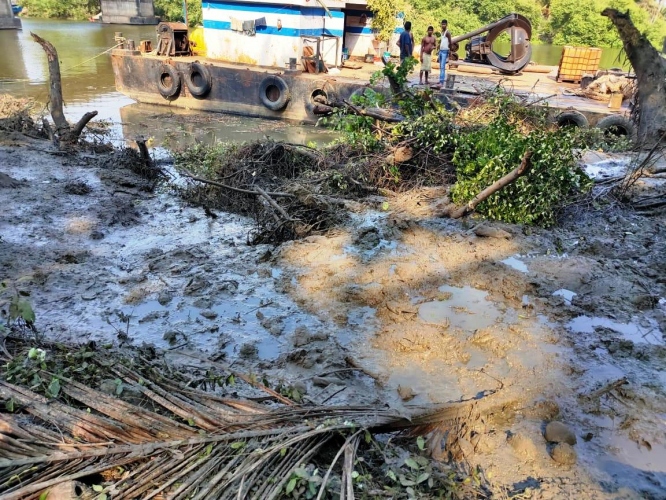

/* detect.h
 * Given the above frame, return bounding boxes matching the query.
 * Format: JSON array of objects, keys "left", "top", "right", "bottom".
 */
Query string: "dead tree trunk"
[
  {"left": 30, "top": 32, "right": 98, "bottom": 144},
  {"left": 602, "top": 9, "right": 666, "bottom": 144}
]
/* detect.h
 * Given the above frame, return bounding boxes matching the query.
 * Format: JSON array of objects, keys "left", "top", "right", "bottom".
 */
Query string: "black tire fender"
[
  {"left": 259, "top": 76, "right": 290, "bottom": 111},
  {"left": 555, "top": 110, "right": 589, "bottom": 129},
  {"left": 595, "top": 114, "right": 635, "bottom": 139},
  {"left": 157, "top": 64, "right": 181, "bottom": 99},
  {"left": 184, "top": 62, "right": 212, "bottom": 98}
]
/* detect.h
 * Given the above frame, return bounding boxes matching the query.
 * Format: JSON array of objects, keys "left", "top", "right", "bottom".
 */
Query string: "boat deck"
[{"left": 141, "top": 53, "right": 626, "bottom": 116}]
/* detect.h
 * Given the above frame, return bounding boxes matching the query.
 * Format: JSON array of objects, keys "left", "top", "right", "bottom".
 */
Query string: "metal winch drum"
[{"left": 450, "top": 13, "right": 532, "bottom": 74}]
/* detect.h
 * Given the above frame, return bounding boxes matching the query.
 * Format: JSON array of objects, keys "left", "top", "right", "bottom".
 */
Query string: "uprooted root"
[{"left": 174, "top": 140, "right": 453, "bottom": 244}]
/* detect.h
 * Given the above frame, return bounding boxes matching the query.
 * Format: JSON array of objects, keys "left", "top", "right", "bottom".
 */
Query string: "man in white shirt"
[{"left": 438, "top": 19, "right": 452, "bottom": 86}]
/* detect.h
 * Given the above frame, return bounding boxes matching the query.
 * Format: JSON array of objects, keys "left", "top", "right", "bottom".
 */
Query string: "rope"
[{"left": 60, "top": 42, "right": 124, "bottom": 74}]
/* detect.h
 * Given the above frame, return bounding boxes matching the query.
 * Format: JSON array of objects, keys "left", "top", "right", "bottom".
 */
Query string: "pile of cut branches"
[
  {"left": 0, "top": 334, "right": 495, "bottom": 499},
  {"left": 0, "top": 94, "right": 48, "bottom": 139},
  {"left": 172, "top": 139, "right": 452, "bottom": 244}
]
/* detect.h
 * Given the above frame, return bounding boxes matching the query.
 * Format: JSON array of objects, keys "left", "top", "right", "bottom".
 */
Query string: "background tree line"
[
  {"left": 369, "top": 0, "right": 666, "bottom": 48},
  {"left": 17, "top": 0, "right": 202, "bottom": 26},
  {"left": 17, "top": 0, "right": 666, "bottom": 49}
]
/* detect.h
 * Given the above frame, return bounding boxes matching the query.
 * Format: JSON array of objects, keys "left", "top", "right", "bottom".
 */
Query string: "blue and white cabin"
[{"left": 201, "top": 0, "right": 401, "bottom": 67}]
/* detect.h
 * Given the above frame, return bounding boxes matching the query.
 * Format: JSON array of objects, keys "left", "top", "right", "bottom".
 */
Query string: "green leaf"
[
  {"left": 364, "top": 430, "right": 372, "bottom": 444},
  {"left": 39, "top": 491, "right": 49, "bottom": 500},
  {"left": 404, "top": 457, "right": 419, "bottom": 470},
  {"left": 230, "top": 441, "right": 245, "bottom": 450},
  {"left": 280, "top": 447, "right": 287, "bottom": 457},
  {"left": 9, "top": 298, "right": 35, "bottom": 323},
  {"left": 417, "top": 436, "right": 426, "bottom": 451},
  {"left": 387, "top": 469, "right": 397, "bottom": 481},
  {"left": 92, "top": 484, "right": 104, "bottom": 492},
  {"left": 48, "top": 378, "right": 60, "bottom": 398},
  {"left": 285, "top": 477, "right": 298, "bottom": 494},
  {"left": 98, "top": 494, "right": 107, "bottom": 500},
  {"left": 416, "top": 472, "right": 430, "bottom": 484}
]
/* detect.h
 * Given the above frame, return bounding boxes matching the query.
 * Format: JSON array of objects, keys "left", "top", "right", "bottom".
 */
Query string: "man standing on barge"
[
  {"left": 420, "top": 26, "right": 436, "bottom": 85},
  {"left": 397, "top": 21, "right": 414, "bottom": 64},
  {"left": 438, "top": 19, "right": 452, "bottom": 86}
]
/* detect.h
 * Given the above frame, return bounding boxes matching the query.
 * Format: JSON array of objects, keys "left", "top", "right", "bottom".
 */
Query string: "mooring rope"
[{"left": 60, "top": 42, "right": 124, "bottom": 74}]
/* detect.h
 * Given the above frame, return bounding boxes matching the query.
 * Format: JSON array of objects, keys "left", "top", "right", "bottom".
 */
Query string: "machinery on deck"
[{"left": 449, "top": 14, "right": 532, "bottom": 74}]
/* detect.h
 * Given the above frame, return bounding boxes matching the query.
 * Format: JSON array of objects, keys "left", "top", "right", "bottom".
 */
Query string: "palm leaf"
[{"left": 0, "top": 340, "right": 498, "bottom": 499}]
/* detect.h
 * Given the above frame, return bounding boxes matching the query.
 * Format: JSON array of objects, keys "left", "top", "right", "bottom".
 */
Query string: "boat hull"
[{"left": 111, "top": 49, "right": 369, "bottom": 124}]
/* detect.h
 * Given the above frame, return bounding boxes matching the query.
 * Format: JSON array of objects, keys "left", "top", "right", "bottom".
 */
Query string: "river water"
[
  {"left": 0, "top": 19, "right": 338, "bottom": 145},
  {"left": 0, "top": 19, "right": 629, "bottom": 145}
]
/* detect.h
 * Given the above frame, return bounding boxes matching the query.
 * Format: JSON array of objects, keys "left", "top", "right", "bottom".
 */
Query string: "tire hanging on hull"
[
  {"left": 259, "top": 76, "right": 291, "bottom": 111},
  {"left": 185, "top": 62, "right": 212, "bottom": 98},
  {"left": 157, "top": 64, "right": 181, "bottom": 99}
]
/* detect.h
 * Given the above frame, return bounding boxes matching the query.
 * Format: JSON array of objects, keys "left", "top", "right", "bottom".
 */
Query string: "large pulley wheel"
[{"left": 485, "top": 14, "right": 532, "bottom": 74}]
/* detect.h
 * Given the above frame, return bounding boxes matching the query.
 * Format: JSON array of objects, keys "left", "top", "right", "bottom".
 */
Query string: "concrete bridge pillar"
[
  {"left": 0, "top": 0, "right": 22, "bottom": 29},
  {"left": 101, "top": 0, "right": 159, "bottom": 25}
]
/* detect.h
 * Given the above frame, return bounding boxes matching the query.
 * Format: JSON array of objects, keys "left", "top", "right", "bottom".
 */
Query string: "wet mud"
[{"left": 1, "top": 135, "right": 665, "bottom": 499}]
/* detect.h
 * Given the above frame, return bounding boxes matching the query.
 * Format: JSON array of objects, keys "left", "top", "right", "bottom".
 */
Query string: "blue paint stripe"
[
  {"left": 204, "top": 1, "right": 343, "bottom": 18},
  {"left": 346, "top": 26, "right": 374, "bottom": 35},
  {"left": 203, "top": 19, "right": 343, "bottom": 37}
]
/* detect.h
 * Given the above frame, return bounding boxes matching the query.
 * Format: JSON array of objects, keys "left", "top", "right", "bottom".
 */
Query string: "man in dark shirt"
[{"left": 397, "top": 21, "right": 414, "bottom": 63}]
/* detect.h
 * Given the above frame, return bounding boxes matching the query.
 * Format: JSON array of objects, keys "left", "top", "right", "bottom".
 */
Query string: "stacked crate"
[{"left": 556, "top": 46, "right": 602, "bottom": 83}]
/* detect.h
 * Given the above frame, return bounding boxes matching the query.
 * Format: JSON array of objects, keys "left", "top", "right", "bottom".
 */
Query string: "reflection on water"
[
  {"left": 0, "top": 19, "right": 155, "bottom": 103},
  {"left": 118, "top": 103, "right": 339, "bottom": 147}
]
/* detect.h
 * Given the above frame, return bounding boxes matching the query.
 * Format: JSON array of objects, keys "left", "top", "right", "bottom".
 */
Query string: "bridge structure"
[
  {"left": 100, "top": 0, "right": 159, "bottom": 25},
  {"left": 0, "top": 0, "right": 21, "bottom": 29}
]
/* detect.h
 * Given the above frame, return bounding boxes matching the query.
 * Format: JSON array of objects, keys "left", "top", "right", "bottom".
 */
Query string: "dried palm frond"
[{"left": 0, "top": 339, "right": 497, "bottom": 499}]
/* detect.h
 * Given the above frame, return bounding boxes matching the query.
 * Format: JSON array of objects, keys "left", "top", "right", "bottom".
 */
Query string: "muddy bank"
[{"left": 1, "top": 134, "right": 665, "bottom": 498}]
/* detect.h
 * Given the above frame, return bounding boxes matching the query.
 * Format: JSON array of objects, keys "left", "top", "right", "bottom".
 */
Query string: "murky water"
[
  {"left": 418, "top": 285, "right": 502, "bottom": 331},
  {"left": 0, "top": 19, "right": 337, "bottom": 146}
]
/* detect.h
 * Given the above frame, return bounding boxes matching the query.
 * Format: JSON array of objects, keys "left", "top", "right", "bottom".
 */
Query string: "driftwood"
[
  {"left": 449, "top": 151, "right": 533, "bottom": 219},
  {"left": 601, "top": 9, "right": 666, "bottom": 144},
  {"left": 30, "top": 32, "right": 98, "bottom": 144}
]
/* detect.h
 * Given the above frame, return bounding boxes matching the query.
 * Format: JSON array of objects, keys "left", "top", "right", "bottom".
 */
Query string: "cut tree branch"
[{"left": 449, "top": 151, "right": 533, "bottom": 219}]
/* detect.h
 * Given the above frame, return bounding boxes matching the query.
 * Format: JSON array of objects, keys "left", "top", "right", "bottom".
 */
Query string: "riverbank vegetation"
[
  {"left": 404, "top": 0, "right": 666, "bottom": 49},
  {"left": 17, "top": 0, "right": 666, "bottom": 48},
  {"left": 17, "top": 0, "right": 202, "bottom": 26}
]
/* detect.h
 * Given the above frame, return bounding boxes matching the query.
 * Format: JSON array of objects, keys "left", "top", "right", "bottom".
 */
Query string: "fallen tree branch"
[
  {"left": 255, "top": 186, "right": 297, "bottom": 222},
  {"left": 71, "top": 111, "right": 98, "bottom": 137},
  {"left": 449, "top": 151, "right": 533, "bottom": 219},
  {"left": 179, "top": 168, "right": 293, "bottom": 198}
]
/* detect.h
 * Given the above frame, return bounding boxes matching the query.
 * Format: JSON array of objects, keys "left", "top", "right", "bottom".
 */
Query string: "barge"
[{"left": 111, "top": 1, "right": 633, "bottom": 129}]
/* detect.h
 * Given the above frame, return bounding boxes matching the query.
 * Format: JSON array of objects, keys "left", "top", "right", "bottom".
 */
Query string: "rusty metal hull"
[{"left": 111, "top": 50, "right": 369, "bottom": 124}]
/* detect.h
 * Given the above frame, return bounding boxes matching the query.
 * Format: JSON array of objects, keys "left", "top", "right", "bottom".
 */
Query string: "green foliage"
[
  {"left": 326, "top": 89, "right": 386, "bottom": 152},
  {"left": 283, "top": 465, "right": 326, "bottom": 499},
  {"left": 18, "top": 0, "right": 203, "bottom": 26},
  {"left": 18, "top": 0, "right": 100, "bottom": 19},
  {"left": 154, "top": 0, "right": 203, "bottom": 27},
  {"left": 367, "top": 0, "right": 405, "bottom": 42},
  {"left": 449, "top": 94, "right": 593, "bottom": 226},
  {"left": 401, "top": 0, "right": 665, "bottom": 49}
]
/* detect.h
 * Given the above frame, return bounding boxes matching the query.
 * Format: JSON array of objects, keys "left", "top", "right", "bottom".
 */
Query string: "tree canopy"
[{"left": 16, "top": 0, "right": 666, "bottom": 49}]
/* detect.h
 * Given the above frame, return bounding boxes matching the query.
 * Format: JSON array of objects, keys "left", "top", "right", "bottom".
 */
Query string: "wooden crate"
[{"left": 557, "top": 46, "right": 602, "bottom": 83}]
